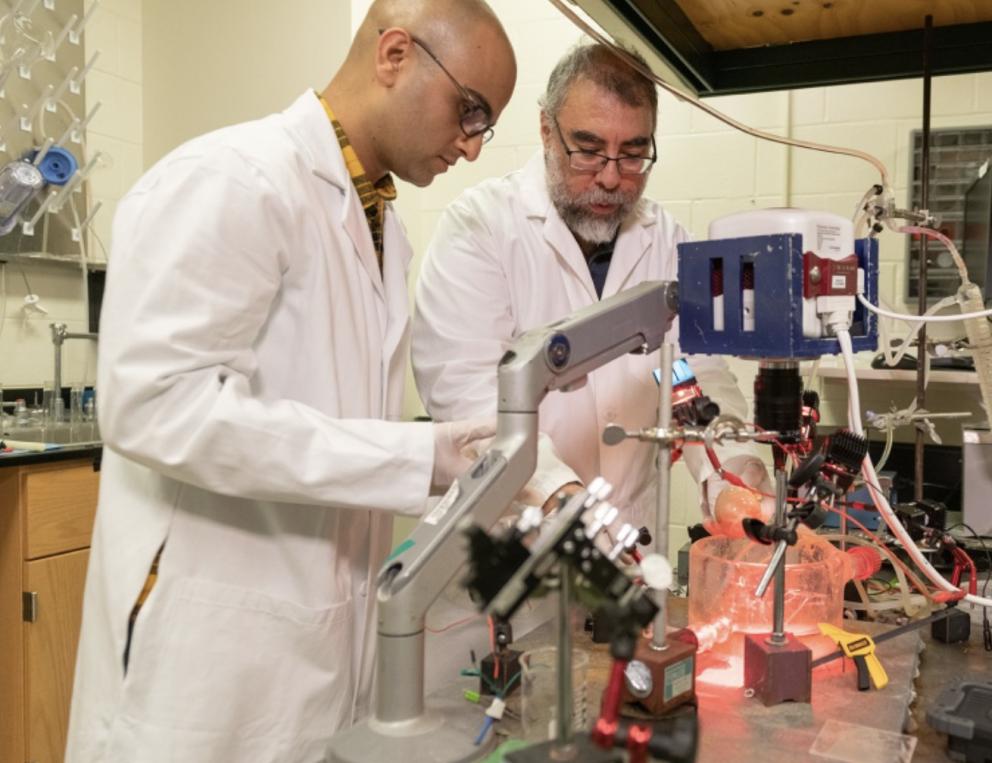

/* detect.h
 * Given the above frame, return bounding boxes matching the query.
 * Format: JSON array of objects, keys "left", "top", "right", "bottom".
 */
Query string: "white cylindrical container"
[{"left": 709, "top": 208, "right": 855, "bottom": 338}]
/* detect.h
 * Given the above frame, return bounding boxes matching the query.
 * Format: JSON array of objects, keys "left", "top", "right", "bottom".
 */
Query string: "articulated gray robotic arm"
[{"left": 328, "top": 280, "right": 678, "bottom": 763}]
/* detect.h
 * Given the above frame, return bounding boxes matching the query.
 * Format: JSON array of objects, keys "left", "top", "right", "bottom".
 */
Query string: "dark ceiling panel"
[{"left": 600, "top": 0, "right": 992, "bottom": 96}]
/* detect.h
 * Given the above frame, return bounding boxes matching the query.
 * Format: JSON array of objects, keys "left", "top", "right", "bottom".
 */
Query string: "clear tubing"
[
  {"left": 844, "top": 595, "right": 929, "bottom": 612},
  {"left": 852, "top": 186, "right": 881, "bottom": 223},
  {"left": 958, "top": 281, "right": 992, "bottom": 429},
  {"left": 690, "top": 615, "right": 731, "bottom": 654},
  {"left": 837, "top": 328, "right": 992, "bottom": 609},
  {"left": 892, "top": 222, "right": 968, "bottom": 282},
  {"left": 821, "top": 533, "right": 920, "bottom": 617},
  {"left": 875, "top": 424, "right": 894, "bottom": 473},
  {"left": 874, "top": 295, "right": 957, "bottom": 368},
  {"left": 546, "top": 0, "right": 894, "bottom": 192}
]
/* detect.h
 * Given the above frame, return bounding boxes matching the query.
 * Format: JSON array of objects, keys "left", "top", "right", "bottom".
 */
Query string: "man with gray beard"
[{"left": 413, "top": 44, "right": 769, "bottom": 593}]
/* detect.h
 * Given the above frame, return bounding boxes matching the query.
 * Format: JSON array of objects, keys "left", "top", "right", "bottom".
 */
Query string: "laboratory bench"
[
  {"left": 0, "top": 441, "right": 102, "bottom": 467},
  {"left": 477, "top": 596, "right": 991, "bottom": 762},
  {"left": 0, "top": 449, "right": 100, "bottom": 763}
]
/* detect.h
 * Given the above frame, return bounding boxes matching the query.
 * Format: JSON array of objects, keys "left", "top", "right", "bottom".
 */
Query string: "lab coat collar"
[{"left": 283, "top": 91, "right": 393, "bottom": 300}]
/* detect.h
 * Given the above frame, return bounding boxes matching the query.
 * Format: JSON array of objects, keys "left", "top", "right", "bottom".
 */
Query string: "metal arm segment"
[{"left": 372, "top": 280, "right": 678, "bottom": 725}]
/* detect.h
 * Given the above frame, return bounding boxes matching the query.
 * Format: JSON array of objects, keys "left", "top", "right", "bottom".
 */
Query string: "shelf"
[
  {"left": 0, "top": 252, "right": 106, "bottom": 271},
  {"left": 809, "top": 364, "right": 979, "bottom": 385}
]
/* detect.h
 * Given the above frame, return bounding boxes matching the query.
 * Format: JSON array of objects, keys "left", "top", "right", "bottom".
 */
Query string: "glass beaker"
[
  {"left": 69, "top": 383, "right": 84, "bottom": 425},
  {"left": 42, "top": 380, "right": 63, "bottom": 424},
  {"left": 520, "top": 647, "right": 589, "bottom": 743}
]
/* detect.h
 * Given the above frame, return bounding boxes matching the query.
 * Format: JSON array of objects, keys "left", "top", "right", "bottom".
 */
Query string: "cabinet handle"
[{"left": 22, "top": 591, "right": 38, "bottom": 623}]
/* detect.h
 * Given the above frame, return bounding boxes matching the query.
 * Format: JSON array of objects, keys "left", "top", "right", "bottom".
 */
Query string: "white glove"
[
  {"left": 702, "top": 454, "right": 774, "bottom": 537},
  {"left": 430, "top": 418, "right": 496, "bottom": 493}
]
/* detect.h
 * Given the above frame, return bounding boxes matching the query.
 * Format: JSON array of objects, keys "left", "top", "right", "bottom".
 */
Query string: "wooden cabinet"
[{"left": 0, "top": 457, "right": 99, "bottom": 763}]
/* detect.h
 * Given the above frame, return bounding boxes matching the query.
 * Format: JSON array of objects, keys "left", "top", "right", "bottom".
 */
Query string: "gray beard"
[{"left": 545, "top": 151, "right": 641, "bottom": 245}]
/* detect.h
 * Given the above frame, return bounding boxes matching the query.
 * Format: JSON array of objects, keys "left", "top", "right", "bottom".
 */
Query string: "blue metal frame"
[{"left": 677, "top": 234, "right": 878, "bottom": 358}]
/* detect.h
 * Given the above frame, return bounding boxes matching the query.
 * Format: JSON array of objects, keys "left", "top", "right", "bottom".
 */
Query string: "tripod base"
[{"left": 326, "top": 693, "right": 494, "bottom": 763}]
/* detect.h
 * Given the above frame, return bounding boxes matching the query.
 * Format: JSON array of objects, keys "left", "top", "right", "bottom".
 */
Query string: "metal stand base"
[
  {"left": 326, "top": 695, "right": 494, "bottom": 763},
  {"left": 621, "top": 636, "right": 697, "bottom": 716},
  {"left": 743, "top": 632, "right": 811, "bottom": 706},
  {"left": 505, "top": 733, "right": 622, "bottom": 762}
]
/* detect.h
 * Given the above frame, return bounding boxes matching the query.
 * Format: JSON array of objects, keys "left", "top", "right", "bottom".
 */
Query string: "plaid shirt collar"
[{"left": 318, "top": 93, "right": 396, "bottom": 268}]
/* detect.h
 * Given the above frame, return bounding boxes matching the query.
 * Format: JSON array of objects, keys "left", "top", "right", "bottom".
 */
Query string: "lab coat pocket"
[{"left": 113, "top": 576, "right": 354, "bottom": 758}]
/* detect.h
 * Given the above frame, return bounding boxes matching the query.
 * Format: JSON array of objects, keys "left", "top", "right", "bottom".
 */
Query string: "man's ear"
[
  {"left": 539, "top": 112, "right": 552, "bottom": 149},
  {"left": 375, "top": 27, "right": 413, "bottom": 87}
]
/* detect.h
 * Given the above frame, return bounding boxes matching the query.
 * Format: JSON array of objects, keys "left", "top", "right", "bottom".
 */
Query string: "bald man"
[{"left": 64, "top": 2, "right": 516, "bottom": 761}]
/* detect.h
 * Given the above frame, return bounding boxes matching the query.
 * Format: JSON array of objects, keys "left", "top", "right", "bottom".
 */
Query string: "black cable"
[{"left": 945, "top": 522, "right": 992, "bottom": 651}]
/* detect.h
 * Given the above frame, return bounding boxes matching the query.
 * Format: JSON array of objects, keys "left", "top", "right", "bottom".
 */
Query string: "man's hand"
[{"left": 430, "top": 418, "right": 496, "bottom": 493}]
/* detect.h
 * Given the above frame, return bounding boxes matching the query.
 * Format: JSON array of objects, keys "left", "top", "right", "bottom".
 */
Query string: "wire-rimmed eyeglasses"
[{"left": 552, "top": 118, "right": 656, "bottom": 175}]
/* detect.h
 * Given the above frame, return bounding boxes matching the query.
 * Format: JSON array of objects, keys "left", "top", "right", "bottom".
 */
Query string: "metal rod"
[
  {"left": 769, "top": 469, "right": 788, "bottom": 645},
  {"left": 651, "top": 342, "right": 674, "bottom": 649},
  {"left": 914, "top": 14, "right": 934, "bottom": 503},
  {"left": 555, "top": 562, "right": 573, "bottom": 749},
  {"left": 755, "top": 537, "right": 788, "bottom": 599}
]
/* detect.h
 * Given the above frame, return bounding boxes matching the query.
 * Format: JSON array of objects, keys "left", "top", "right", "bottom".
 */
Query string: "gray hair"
[{"left": 539, "top": 43, "right": 658, "bottom": 127}]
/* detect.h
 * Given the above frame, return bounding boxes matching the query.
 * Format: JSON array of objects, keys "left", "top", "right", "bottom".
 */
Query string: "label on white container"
[{"left": 816, "top": 223, "right": 844, "bottom": 256}]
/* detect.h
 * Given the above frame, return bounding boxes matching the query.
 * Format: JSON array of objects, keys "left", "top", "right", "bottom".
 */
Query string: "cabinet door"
[{"left": 25, "top": 549, "right": 89, "bottom": 763}]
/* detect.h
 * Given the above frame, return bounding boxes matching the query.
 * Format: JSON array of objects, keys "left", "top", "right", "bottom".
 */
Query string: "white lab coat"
[
  {"left": 413, "top": 151, "right": 752, "bottom": 531},
  {"left": 66, "top": 91, "right": 434, "bottom": 763}
]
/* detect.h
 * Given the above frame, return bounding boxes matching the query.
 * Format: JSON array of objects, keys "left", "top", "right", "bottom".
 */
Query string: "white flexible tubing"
[
  {"left": 837, "top": 328, "right": 992, "bottom": 608},
  {"left": 857, "top": 293, "right": 992, "bottom": 322},
  {"left": 875, "top": 295, "right": 957, "bottom": 368},
  {"left": 958, "top": 281, "right": 992, "bottom": 431},
  {"left": 546, "top": 0, "right": 894, "bottom": 192}
]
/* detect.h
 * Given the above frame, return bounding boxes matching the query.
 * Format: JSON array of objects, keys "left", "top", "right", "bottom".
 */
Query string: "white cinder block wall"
[{"left": 0, "top": 0, "right": 141, "bottom": 389}]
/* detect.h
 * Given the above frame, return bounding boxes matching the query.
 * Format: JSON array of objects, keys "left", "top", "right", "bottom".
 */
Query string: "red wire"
[
  {"left": 426, "top": 613, "right": 481, "bottom": 634},
  {"left": 824, "top": 503, "right": 936, "bottom": 601}
]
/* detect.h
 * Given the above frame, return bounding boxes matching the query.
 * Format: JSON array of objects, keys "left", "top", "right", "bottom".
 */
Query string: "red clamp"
[
  {"left": 591, "top": 659, "right": 656, "bottom": 763},
  {"left": 932, "top": 542, "right": 977, "bottom": 602},
  {"left": 948, "top": 545, "right": 978, "bottom": 595},
  {"left": 592, "top": 660, "right": 627, "bottom": 750},
  {"left": 803, "top": 252, "right": 858, "bottom": 298}
]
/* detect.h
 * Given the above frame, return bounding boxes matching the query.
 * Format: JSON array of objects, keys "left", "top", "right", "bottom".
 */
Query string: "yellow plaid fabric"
[{"left": 319, "top": 94, "right": 397, "bottom": 271}]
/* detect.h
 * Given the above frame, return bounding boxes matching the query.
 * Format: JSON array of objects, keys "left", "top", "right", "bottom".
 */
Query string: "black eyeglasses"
[
  {"left": 552, "top": 118, "right": 656, "bottom": 175},
  {"left": 407, "top": 34, "right": 495, "bottom": 144}
]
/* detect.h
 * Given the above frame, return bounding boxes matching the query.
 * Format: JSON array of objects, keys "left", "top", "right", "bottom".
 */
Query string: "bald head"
[
  {"left": 325, "top": 0, "right": 516, "bottom": 186},
  {"left": 353, "top": 0, "right": 509, "bottom": 58}
]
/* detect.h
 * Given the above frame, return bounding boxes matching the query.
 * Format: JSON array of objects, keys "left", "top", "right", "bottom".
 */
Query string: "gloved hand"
[
  {"left": 703, "top": 454, "right": 774, "bottom": 538},
  {"left": 430, "top": 418, "right": 496, "bottom": 493}
]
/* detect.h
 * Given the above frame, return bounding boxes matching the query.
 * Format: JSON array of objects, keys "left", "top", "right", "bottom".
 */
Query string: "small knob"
[
  {"left": 602, "top": 424, "right": 629, "bottom": 446},
  {"left": 624, "top": 660, "right": 653, "bottom": 699}
]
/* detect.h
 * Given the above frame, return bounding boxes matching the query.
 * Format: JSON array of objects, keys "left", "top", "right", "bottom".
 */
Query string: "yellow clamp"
[{"left": 819, "top": 623, "right": 888, "bottom": 691}]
